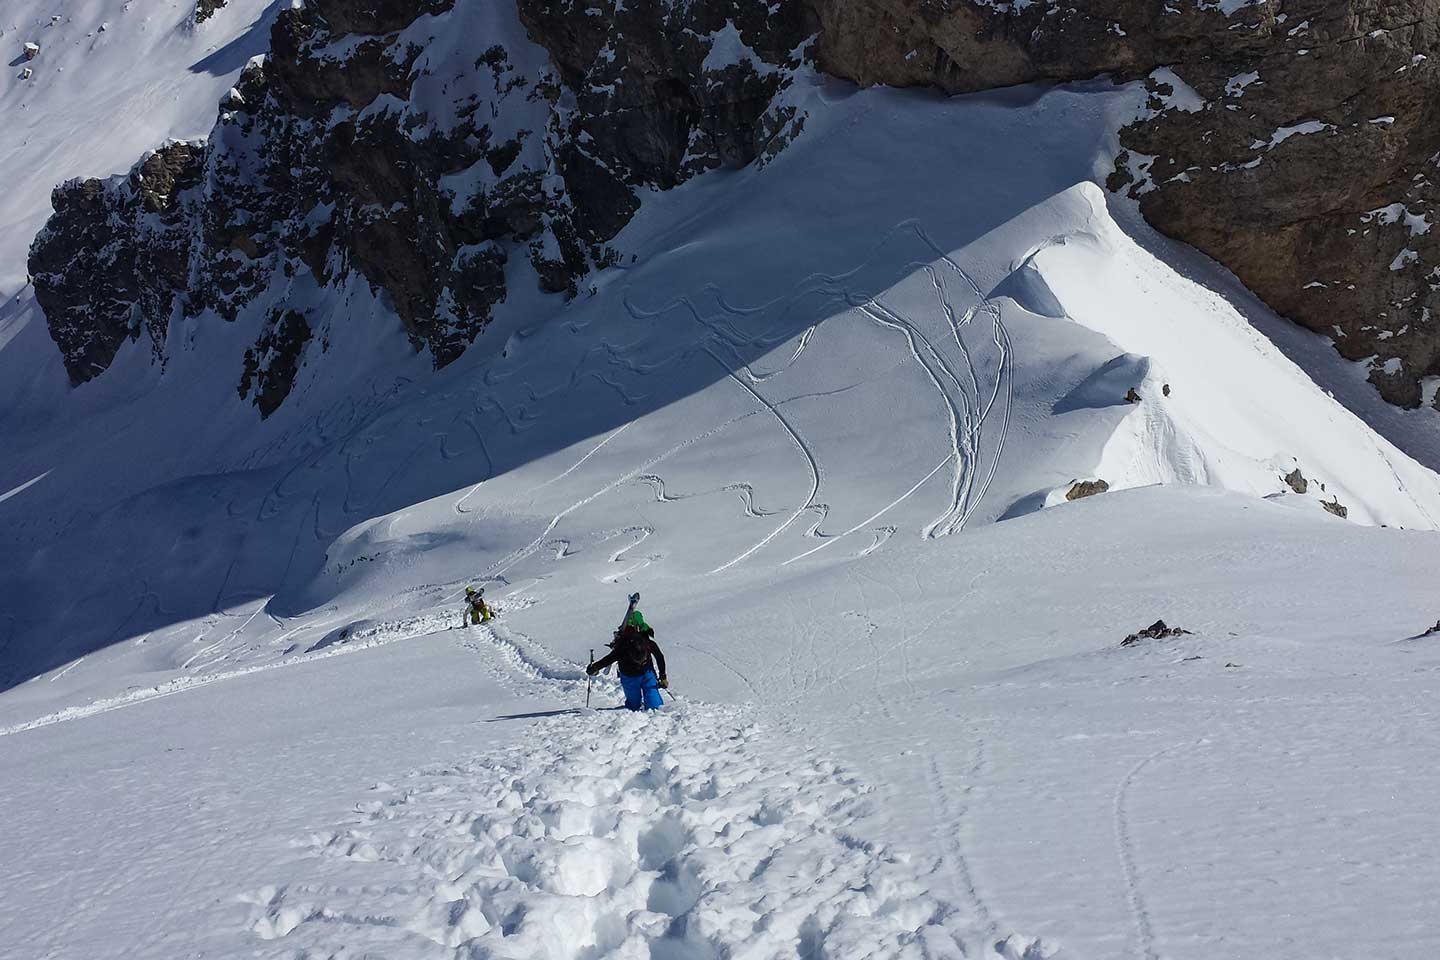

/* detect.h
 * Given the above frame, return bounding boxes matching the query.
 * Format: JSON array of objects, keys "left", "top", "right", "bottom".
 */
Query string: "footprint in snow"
[{"left": 240, "top": 703, "right": 1051, "bottom": 959}]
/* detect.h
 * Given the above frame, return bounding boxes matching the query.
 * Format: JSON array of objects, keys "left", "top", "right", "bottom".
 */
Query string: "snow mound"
[{"left": 239, "top": 703, "right": 1030, "bottom": 958}]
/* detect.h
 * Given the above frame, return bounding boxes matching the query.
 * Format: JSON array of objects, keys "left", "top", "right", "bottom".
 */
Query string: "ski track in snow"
[
  {"left": 705, "top": 346, "right": 823, "bottom": 574},
  {"left": 239, "top": 704, "right": 982, "bottom": 960},
  {"left": 925, "top": 748, "right": 998, "bottom": 946},
  {"left": 463, "top": 412, "right": 762, "bottom": 598},
  {"left": 0, "top": 613, "right": 453, "bottom": 738},
  {"left": 1113, "top": 742, "right": 1195, "bottom": 960},
  {"left": 638, "top": 474, "right": 779, "bottom": 518}
]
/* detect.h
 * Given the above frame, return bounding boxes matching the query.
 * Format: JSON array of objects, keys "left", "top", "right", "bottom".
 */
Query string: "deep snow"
[{"left": 2, "top": 13, "right": 1440, "bottom": 959}]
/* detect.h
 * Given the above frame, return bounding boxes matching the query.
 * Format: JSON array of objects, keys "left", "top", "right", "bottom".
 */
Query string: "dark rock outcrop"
[
  {"left": 29, "top": 141, "right": 205, "bottom": 383},
  {"left": 1121, "top": 619, "right": 1193, "bottom": 646},
  {"left": 31, "top": 0, "right": 809, "bottom": 414},
  {"left": 30, "top": 0, "right": 1440, "bottom": 415},
  {"left": 1408, "top": 619, "right": 1440, "bottom": 639},
  {"left": 195, "top": 0, "right": 227, "bottom": 23},
  {"left": 1282, "top": 467, "right": 1308, "bottom": 495},
  {"left": 239, "top": 309, "right": 313, "bottom": 418}
]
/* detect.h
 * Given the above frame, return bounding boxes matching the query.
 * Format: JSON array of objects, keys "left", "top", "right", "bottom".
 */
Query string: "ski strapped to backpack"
[{"left": 619, "top": 592, "right": 639, "bottom": 632}]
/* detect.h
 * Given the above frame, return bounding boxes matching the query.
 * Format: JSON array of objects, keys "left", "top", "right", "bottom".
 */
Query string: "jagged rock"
[
  {"left": 32, "top": 0, "right": 1440, "bottom": 416},
  {"left": 1283, "top": 468, "right": 1308, "bottom": 495},
  {"left": 19, "top": 66, "right": 32, "bottom": 81},
  {"left": 239, "top": 310, "right": 313, "bottom": 418},
  {"left": 1322, "top": 497, "right": 1349, "bottom": 519},
  {"left": 1124, "top": 387, "right": 1141, "bottom": 404},
  {"left": 22, "top": 41, "right": 39, "bottom": 61},
  {"left": 1162, "top": 383, "right": 1170, "bottom": 397},
  {"left": 195, "top": 0, "right": 227, "bottom": 23},
  {"left": 31, "top": 0, "right": 808, "bottom": 413},
  {"left": 1065, "top": 479, "right": 1109, "bottom": 501},
  {"left": 1412, "top": 619, "right": 1440, "bottom": 639},
  {"left": 1121, "top": 619, "right": 1193, "bottom": 646},
  {"left": 29, "top": 141, "right": 205, "bottom": 384}
]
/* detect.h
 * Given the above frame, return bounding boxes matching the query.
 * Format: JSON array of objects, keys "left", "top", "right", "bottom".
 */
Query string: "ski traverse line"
[
  {"left": 917, "top": 234, "right": 1018, "bottom": 532},
  {"left": 46, "top": 656, "right": 84, "bottom": 683},
  {"left": 536, "top": 422, "right": 632, "bottom": 490},
  {"left": 705, "top": 346, "right": 822, "bottom": 573},
  {"left": 783, "top": 454, "right": 954, "bottom": 565},
  {"left": 926, "top": 749, "right": 997, "bottom": 947},
  {"left": 855, "top": 300, "right": 970, "bottom": 540},
  {"left": 861, "top": 295, "right": 979, "bottom": 533},
  {"left": 742, "top": 324, "right": 820, "bottom": 383},
  {"left": 0, "top": 613, "right": 435, "bottom": 739},
  {"left": 1114, "top": 742, "right": 1193, "bottom": 960},
  {"left": 956, "top": 309, "right": 1014, "bottom": 531},
  {"left": 922, "top": 261, "right": 989, "bottom": 532},
  {"left": 181, "top": 599, "right": 269, "bottom": 671},
  {"left": 458, "top": 411, "right": 762, "bottom": 597}
]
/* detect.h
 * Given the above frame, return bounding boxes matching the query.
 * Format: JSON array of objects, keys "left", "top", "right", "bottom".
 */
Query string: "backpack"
[{"left": 610, "top": 624, "right": 652, "bottom": 675}]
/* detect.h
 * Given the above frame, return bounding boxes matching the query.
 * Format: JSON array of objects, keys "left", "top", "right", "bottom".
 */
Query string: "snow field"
[
  {"left": 240, "top": 703, "right": 1000, "bottom": 960},
  {"left": 2, "top": 37, "right": 1440, "bottom": 960}
]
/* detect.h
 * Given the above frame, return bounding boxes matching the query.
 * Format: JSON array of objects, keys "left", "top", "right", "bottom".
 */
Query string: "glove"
[
  {"left": 586, "top": 663, "right": 599, "bottom": 676},
  {"left": 658, "top": 676, "right": 668, "bottom": 689}
]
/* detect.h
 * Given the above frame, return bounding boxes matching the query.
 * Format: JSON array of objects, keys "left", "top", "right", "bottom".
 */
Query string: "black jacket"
[{"left": 589, "top": 625, "right": 665, "bottom": 678}]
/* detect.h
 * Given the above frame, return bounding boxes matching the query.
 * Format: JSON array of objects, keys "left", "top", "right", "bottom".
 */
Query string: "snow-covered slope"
[{"left": 3, "top": 49, "right": 1440, "bottom": 960}]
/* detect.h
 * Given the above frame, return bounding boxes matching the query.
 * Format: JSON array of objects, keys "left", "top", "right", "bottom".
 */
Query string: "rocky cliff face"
[
  {"left": 30, "top": 0, "right": 808, "bottom": 412},
  {"left": 29, "top": 0, "right": 1440, "bottom": 414}
]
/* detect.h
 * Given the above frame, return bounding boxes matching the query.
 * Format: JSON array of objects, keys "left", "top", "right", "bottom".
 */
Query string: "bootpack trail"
[{"left": 237, "top": 644, "right": 1052, "bottom": 960}]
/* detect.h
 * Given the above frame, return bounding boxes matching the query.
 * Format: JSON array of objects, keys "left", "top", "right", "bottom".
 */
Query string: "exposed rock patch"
[
  {"left": 1321, "top": 497, "right": 1349, "bottom": 519},
  {"left": 239, "top": 309, "right": 313, "bottom": 418},
  {"left": 194, "top": 0, "right": 227, "bottom": 23},
  {"left": 1408, "top": 619, "right": 1440, "bottom": 640},
  {"left": 1121, "top": 619, "right": 1193, "bottom": 646},
  {"left": 30, "top": 0, "right": 1440, "bottom": 416},
  {"left": 1282, "top": 467, "right": 1308, "bottom": 495},
  {"left": 1066, "top": 479, "right": 1110, "bottom": 501},
  {"left": 30, "top": 0, "right": 809, "bottom": 409}
]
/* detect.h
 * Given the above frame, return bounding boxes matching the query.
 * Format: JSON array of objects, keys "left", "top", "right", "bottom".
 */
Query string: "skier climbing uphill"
[
  {"left": 587, "top": 608, "right": 668, "bottom": 710},
  {"left": 463, "top": 586, "right": 492, "bottom": 626}
]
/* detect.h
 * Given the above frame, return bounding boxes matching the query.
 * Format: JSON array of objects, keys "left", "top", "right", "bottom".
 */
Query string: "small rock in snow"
[
  {"left": 1124, "top": 386, "right": 1142, "bottom": 403},
  {"left": 1282, "top": 467, "right": 1307, "bottom": 494},
  {"left": 22, "top": 40, "right": 39, "bottom": 60},
  {"left": 1066, "top": 479, "right": 1110, "bottom": 501},
  {"left": 1121, "top": 619, "right": 1193, "bottom": 646}
]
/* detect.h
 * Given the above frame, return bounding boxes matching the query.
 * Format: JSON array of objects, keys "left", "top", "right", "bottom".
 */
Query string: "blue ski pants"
[{"left": 619, "top": 669, "right": 664, "bottom": 710}]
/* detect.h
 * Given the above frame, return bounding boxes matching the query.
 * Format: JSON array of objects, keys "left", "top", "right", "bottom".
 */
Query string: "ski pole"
[{"left": 585, "top": 648, "right": 593, "bottom": 708}]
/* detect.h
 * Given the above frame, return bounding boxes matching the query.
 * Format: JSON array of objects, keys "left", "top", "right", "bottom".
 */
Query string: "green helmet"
[{"left": 628, "top": 610, "right": 648, "bottom": 631}]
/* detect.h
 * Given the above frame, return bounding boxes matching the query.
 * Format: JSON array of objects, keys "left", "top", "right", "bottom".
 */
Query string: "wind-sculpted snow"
[{"left": 239, "top": 703, "right": 1018, "bottom": 959}]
